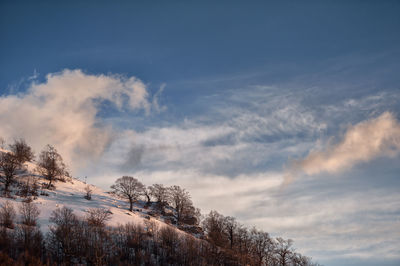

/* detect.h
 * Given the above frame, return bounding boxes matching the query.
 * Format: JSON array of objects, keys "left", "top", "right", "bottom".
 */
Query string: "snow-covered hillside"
[
  {"left": 0, "top": 147, "right": 320, "bottom": 266},
  {"left": 0, "top": 148, "right": 196, "bottom": 236},
  {"left": 3, "top": 176, "right": 146, "bottom": 232}
]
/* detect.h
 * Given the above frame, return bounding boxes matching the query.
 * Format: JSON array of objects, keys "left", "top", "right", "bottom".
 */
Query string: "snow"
[
  {"left": 1, "top": 177, "right": 145, "bottom": 231},
  {"left": 0, "top": 149, "right": 188, "bottom": 235}
]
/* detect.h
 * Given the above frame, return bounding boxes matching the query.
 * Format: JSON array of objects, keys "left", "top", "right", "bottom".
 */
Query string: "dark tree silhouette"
[
  {"left": 224, "top": 216, "right": 237, "bottom": 250},
  {"left": 251, "top": 228, "right": 274, "bottom": 265},
  {"left": 19, "top": 202, "right": 40, "bottom": 227},
  {"left": 0, "top": 152, "right": 19, "bottom": 193},
  {"left": 9, "top": 139, "right": 34, "bottom": 165},
  {"left": 202, "top": 210, "right": 228, "bottom": 247},
  {"left": 169, "top": 185, "right": 195, "bottom": 223},
  {"left": 84, "top": 185, "right": 93, "bottom": 200},
  {"left": 142, "top": 186, "right": 152, "bottom": 205},
  {"left": 85, "top": 208, "right": 112, "bottom": 227},
  {"left": 276, "top": 237, "right": 294, "bottom": 266},
  {"left": 0, "top": 201, "right": 16, "bottom": 229},
  {"left": 149, "top": 183, "right": 169, "bottom": 209},
  {"left": 111, "top": 176, "right": 144, "bottom": 211},
  {"left": 48, "top": 207, "right": 81, "bottom": 264},
  {"left": 36, "top": 145, "right": 66, "bottom": 189}
]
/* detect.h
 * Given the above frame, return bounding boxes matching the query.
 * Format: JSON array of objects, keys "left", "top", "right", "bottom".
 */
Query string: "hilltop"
[{"left": 0, "top": 143, "right": 319, "bottom": 265}]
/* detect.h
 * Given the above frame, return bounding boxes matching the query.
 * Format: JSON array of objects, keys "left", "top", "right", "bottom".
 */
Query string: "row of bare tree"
[
  {"left": 0, "top": 200, "right": 43, "bottom": 265},
  {"left": 108, "top": 177, "right": 319, "bottom": 265},
  {"left": 0, "top": 202, "right": 319, "bottom": 266},
  {"left": 201, "top": 210, "right": 319, "bottom": 266},
  {"left": 111, "top": 176, "right": 201, "bottom": 225},
  {"left": 0, "top": 139, "right": 67, "bottom": 195}
]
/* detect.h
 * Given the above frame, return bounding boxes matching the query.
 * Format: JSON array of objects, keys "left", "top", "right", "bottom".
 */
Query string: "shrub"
[
  {"left": 84, "top": 185, "right": 93, "bottom": 200},
  {"left": 19, "top": 202, "right": 40, "bottom": 227},
  {"left": 0, "top": 201, "right": 16, "bottom": 229},
  {"left": 86, "top": 208, "right": 112, "bottom": 227}
]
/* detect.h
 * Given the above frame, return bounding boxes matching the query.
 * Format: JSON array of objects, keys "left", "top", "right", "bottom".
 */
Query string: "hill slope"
[
  {"left": 0, "top": 151, "right": 188, "bottom": 235},
  {"left": 0, "top": 148, "right": 319, "bottom": 265}
]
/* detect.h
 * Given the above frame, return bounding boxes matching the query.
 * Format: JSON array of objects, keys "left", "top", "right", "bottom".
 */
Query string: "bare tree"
[
  {"left": 0, "top": 152, "right": 19, "bottom": 193},
  {"left": 276, "top": 237, "right": 294, "bottom": 266},
  {"left": 0, "top": 201, "right": 16, "bottom": 229},
  {"left": 15, "top": 203, "right": 43, "bottom": 261},
  {"left": 159, "top": 225, "right": 180, "bottom": 259},
  {"left": 9, "top": 138, "right": 34, "bottom": 165},
  {"left": 193, "top": 207, "right": 202, "bottom": 225},
  {"left": 149, "top": 183, "right": 169, "bottom": 208},
  {"left": 18, "top": 176, "right": 39, "bottom": 198},
  {"left": 142, "top": 186, "right": 152, "bottom": 205},
  {"left": 236, "top": 225, "right": 252, "bottom": 263},
  {"left": 169, "top": 185, "right": 195, "bottom": 223},
  {"left": 224, "top": 216, "right": 237, "bottom": 250},
  {"left": 111, "top": 176, "right": 144, "bottom": 211},
  {"left": 251, "top": 228, "right": 275, "bottom": 265},
  {"left": 86, "top": 208, "right": 112, "bottom": 227},
  {"left": 36, "top": 145, "right": 66, "bottom": 189},
  {"left": 15, "top": 222, "right": 43, "bottom": 260},
  {"left": 49, "top": 207, "right": 78, "bottom": 228},
  {"left": 202, "top": 210, "right": 228, "bottom": 247},
  {"left": 19, "top": 202, "right": 40, "bottom": 226},
  {"left": 48, "top": 207, "right": 81, "bottom": 264},
  {"left": 84, "top": 185, "right": 93, "bottom": 200},
  {"left": 291, "top": 252, "right": 316, "bottom": 266}
]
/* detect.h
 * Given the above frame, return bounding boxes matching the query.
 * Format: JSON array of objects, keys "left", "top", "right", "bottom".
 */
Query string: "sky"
[{"left": 1, "top": 1, "right": 400, "bottom": 265}]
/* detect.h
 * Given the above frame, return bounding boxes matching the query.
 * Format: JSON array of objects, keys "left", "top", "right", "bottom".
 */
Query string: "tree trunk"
[
  {"left": 4, "top": 181, "right": 10, "bottom": 194},
  {"left": 129, "top": 198, "right": 133, "bottom": 211},
  {"left": 46, "top": 178, "right": 52, "bottom": 189}
]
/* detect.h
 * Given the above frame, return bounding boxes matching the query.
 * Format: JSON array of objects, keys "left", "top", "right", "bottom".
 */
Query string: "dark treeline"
[
  {"left": 0, "top": 138, "right": 320, "bottom": 265},
  {"left": 0, "top": 202, "right": 319, "bottom": 266}
]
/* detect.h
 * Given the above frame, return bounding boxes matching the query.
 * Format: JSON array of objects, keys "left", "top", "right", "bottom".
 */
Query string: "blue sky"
[{"left": 1, "top": 1, "right": 400, "bottom": 265}]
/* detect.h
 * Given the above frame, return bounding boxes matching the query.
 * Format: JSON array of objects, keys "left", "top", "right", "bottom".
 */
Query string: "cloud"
[
  {"left": 109, "top": 85, "right": 328, "bottom": 176},
  {"left": 284, "top": 112, "right": 400, "bottom": 185},
  {"left": 0, "top": 69, "right": 153, "bottom": 171},
  {"left": 152, "top": 84, "right": 167, "bottom": 113}
]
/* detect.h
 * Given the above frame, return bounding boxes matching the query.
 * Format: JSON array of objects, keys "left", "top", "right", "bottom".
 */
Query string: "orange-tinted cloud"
[{"left": 284, "top": 112, "right": 400, "bottom": 185}]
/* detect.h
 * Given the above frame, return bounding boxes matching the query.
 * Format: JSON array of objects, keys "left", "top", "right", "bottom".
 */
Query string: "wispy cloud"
[{"left": 284, "top": 112, "right": 400, "bottom": 185}]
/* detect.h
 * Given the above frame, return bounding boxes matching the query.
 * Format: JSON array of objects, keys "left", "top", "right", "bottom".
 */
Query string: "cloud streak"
[{"left": 284, "top": 112, "right": 400, "bottom": 185}]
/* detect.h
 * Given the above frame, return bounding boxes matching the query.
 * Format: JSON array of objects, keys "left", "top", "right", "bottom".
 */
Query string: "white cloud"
[
  {"left": 0, "top": 69, "right": 152, "bottom": 171},
  {"left": 284, "top": 112, "right": 400, "bottom": 185}
]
